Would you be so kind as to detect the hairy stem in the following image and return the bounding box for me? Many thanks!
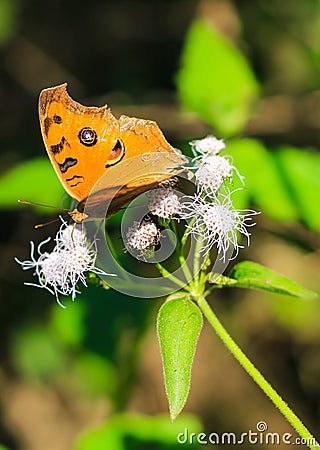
[197,295,319,449]
[155,262,191,291]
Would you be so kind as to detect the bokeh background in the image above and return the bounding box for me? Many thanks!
[1,0,320,449]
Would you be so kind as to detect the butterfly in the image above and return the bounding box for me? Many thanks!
[38,83,185,222]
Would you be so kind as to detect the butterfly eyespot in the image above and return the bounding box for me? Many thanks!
[105,139,125,167]
[78,127,97,146]
[39,84,181,221]
[53,114,62,124]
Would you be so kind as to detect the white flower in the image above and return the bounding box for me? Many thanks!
[55,221,87,249]
[179,193,259,261]
[190,135,226,159]
[125,220,160,251]
[188,135,245,196]
[148,189,181,219]
[195,155,245,195]
[15,220,112,307]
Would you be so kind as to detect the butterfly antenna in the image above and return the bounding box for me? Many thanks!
[18,199,69,211]
[34,218,61,229]
[18,200,71,228]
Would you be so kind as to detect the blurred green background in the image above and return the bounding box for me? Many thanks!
[1,0,320,449]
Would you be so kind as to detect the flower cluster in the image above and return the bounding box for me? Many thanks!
[15,219,111,307]
[190,136,244,196]
[180,135,259,260]
[148,188,181,219]
[126,220,160,252]
[16,135,258,301]
[125,185,181,256]
[124,135,258,261]
[190,135,226,158]
[180,193,258,260]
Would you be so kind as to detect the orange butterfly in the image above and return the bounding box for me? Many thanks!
[38,83,185,222]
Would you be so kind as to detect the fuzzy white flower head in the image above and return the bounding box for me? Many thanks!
[125,220,160,251]
[15,220,112,307]
[195,155,245,195]
[180,193,259,261]
[55,221,87,249]
[190,135,226,159]
[38,250,66,288]
[148,189,181,219]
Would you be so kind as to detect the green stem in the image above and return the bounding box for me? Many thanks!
[181,216,196,248]
[104,230,132,283]
[193,240,201,279]
[197,295,319,450]
[169,220,180,250]
[155,262,191,291]
[167,221,194,283]
[193,235,205,290]
[179,253,194,284]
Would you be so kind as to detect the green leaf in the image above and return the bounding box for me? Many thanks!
[177,19,260,136]
[157,294,203,421]
[0,157,65,212]
[276,146,320,230]
[71,352,116,398]
[0,0,18,46]
[270,294,320,336]
[210,261,317,300]
[209,274,238,287]
[49,301,86,347]
[11,325,65,382]
[227,138,299,222]
[76,413,202,450]
[227,139,320,229]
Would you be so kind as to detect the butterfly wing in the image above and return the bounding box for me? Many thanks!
[39,83,121,202]
[39,83,186,222]
[119,115,176,155]
[72,152,185,221]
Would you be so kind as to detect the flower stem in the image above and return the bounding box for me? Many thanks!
[104,229,132,283]
[193,232,206,290]
[181,216,196,248]
[168,221,194,283]
[197,295,319,449]
[193,239,202,286]
[155,262,191,291]
[178,254,194,284]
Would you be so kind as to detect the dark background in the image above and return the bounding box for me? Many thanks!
[1,1,320,449]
